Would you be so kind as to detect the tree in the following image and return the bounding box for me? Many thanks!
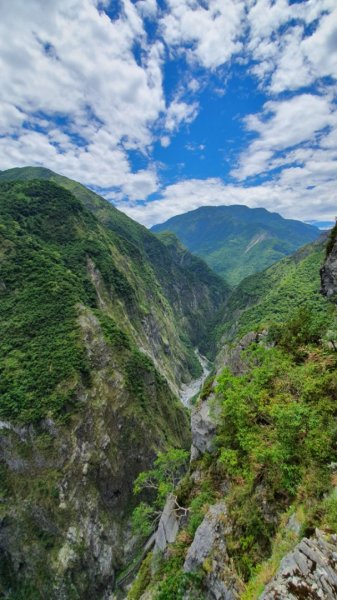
[132,448,189,537]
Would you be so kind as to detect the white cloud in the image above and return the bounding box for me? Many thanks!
[233,94,335,179]
[1,0,336,227]
[165,99,199,132]
[136,0,157,19]
[161,0,245,69]
[247,0,337,93]
[160,136,171,147]
[119,173,337,227]
[0,0,164,197]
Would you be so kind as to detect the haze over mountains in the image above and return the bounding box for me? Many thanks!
[152,205,321,286]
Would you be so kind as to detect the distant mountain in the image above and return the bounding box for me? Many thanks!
[151,205,321,286]
[306,219,335,230]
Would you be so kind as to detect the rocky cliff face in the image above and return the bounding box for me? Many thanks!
[0,174,230,598]
[130,305,337,599]
[259,530,337,600]
[321,223,337,298]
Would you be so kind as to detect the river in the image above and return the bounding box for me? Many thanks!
[179,351,211,407]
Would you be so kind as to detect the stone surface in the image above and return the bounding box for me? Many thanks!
[190,400,217,460]
[184,502,242,600]
[154,494,180,553]
[260,529,337,599]
[190,331,268,462]
[321,232,337,298]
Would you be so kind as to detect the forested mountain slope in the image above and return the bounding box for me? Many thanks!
[152,205,320,286]
[128,228,337,600]
[0,167,230,358]
[218,234,329,342]
[0,174,228,598]
[1,166,336,600]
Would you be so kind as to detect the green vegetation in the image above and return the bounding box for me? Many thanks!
[0,180,94,422]
[132,304,337,598]
[218,236,330,341]
[0,166,230,358]
[1,166,336,599]
[132,448,189,536]
[152,205,320,286]
[0,173,228,422]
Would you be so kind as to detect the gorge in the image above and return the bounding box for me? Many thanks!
[0,168,337,600]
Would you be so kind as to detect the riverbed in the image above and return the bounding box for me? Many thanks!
[179,351,211,407]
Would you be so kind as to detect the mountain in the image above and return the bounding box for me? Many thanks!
[129,228,337,600]
[1,167,336,600]
[151,205,320,286]
[217,233,329,343]
[0,169,229,597]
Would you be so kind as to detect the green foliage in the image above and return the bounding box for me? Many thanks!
[270,305,330,354]
[219,237,329,342]
[0,181,96,422]
[152,205,320,286]
[155,570,203,600]
[132,449,189,535]
[127,552,153,600]
[322,493,337,530]
[134,449,189,501]
[131,503,158,538]
[214,311,337,578]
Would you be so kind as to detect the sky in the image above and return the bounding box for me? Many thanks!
[0,0,337,227]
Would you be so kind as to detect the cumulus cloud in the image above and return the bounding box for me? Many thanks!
[120,174,337,227]
[233,94,336,179]
[0,0,164,197]
[164,99,199,132]
[1,0,336,225]
[247,0,337,92]
[161,0,245,69]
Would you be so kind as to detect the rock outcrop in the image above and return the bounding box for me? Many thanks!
[190,400,217,461]
[260,529,337,599]
[321,225,337,298]
[190,332,267,461]
[184,503,242,600]
[153,494,180,554]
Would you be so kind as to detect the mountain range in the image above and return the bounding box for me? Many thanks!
[0,167,228,596]
[0,166,336,600]
[152,205,320,286]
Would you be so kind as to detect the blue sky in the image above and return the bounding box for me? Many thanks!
[0,0,336,226]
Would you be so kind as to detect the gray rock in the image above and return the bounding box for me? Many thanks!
[286,513,301,536]
[190,400,217,460]
[154,494,180,553]
[321,234,337,298]
[184,503,228,573]
[259,529,337,599]
[184,502,242,600]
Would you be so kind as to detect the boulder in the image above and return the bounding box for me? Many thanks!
[260,529,337,599]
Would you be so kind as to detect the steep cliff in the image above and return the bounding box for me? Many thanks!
[0,175,228,598]
[321,221,337,298]
[129,230,337,600]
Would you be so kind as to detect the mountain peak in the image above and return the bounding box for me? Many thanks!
[151,205,320,286]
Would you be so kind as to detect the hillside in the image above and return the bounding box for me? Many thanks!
[0,173,228,598]
[0,168,229,357]
[1,168,337,600]
[218,234,330,342]
[151,205,320,286]
[128,228,337,600]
